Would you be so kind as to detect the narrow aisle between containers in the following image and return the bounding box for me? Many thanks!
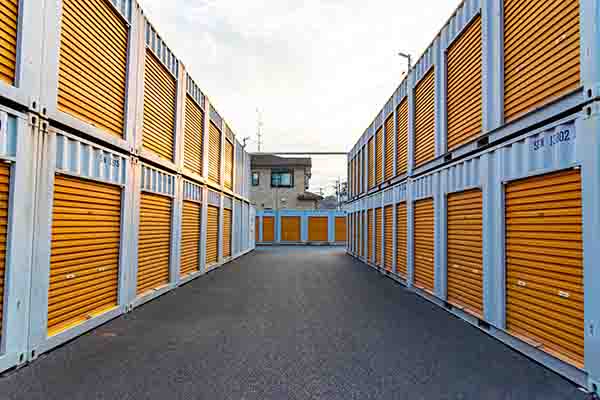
[0,247,585,400]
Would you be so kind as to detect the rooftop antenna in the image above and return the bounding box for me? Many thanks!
[242,136,251,148]
[256,108,263,152]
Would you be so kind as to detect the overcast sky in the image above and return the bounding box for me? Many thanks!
[138,0,460,195]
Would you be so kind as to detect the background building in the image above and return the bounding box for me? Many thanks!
[250,154,323,210]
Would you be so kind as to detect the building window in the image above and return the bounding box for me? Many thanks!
[252,172,260,186]
[271,169,293,188]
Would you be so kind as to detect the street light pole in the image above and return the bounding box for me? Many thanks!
[398,51,412,73]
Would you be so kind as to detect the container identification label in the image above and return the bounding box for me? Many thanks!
[531,124,576,152]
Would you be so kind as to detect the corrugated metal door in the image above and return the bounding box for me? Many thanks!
[206,205,219,265]
[384,205,393,271]
[180,200,201,278]
[414,199,434,292]
[367,209,373,261]
[375,128,382,185]
[223,207,232,258]
[57,0,128,137]
[143,50,176,161]
[308,216,328,242]
[137,192,172,295]
[447,189,483,317]
[208,123,221,184]
[504,0,580,122]
[335,216,346,243]
[447,16,481,151]
[255,216,259,242]
[396,99,409,176]
[281,216,301,242]
[414,69,435,168]
[262,216,275,242]
[224,139,234,190]
[358,211,363,257]
[0,0,18,85]
[48,175,121,336]
[184,96,203,175]
[367,138,374,189]
[0,165,8,337]
[505,169,583,368]
[375,208,382,266]
[384,116,394,181]
[396,203,407,278]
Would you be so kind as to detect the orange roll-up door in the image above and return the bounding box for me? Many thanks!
[223,207,232,258]
[447,189,483,317]
[396,202,407,278]
[262,216,275,242]
[0,0,18,85]
[447,16,482,150]
[57,0,127,137]
[224,139,234,190]
[384,116,394,181]
[255,216,259,242]
[143,50,176,161]
[281,216,301,242]
[396,99,409,176]
[206,205,219,265]
[414,69,435,167]
[367,209,373,261]
[505,169,583,368]
[503,0,580,122]
[414,199,434,292]
[180,200,201,278]
[137,192,172,295]
[367,138,374,189]
[184,96,204,175]
[375,128,382,185]
[384,205,393,271]
[0,165,8,338]
[375,208,382,266]
[48,175,121,336]
[358,211,364,257]
[335,216,346,242]
[208,122,221,184]
[308,216,328,242]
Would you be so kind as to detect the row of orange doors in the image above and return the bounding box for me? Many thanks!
[255,216,346,243]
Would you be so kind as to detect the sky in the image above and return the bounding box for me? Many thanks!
[138,0,461,196]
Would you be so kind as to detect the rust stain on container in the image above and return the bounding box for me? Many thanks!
[143,50,176,161]
[57,0,128,137]
[48,175,121,336]
[505,169,583,368]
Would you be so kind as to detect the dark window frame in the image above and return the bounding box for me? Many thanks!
[271,169,294,188]
[252,171,260,186]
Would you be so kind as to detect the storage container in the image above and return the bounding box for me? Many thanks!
[208,105,222,186]
[205,189,220,268]
[222,195,232,259]
[182,75,205,179]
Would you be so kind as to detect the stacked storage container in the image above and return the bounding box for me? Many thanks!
[345,0,600,391]
[0,0,256,375]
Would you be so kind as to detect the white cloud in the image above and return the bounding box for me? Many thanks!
[138,0,460,195]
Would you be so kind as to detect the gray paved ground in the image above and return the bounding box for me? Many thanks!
[0,246,587,399]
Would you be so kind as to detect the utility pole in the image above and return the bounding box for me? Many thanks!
[256,108,263,152]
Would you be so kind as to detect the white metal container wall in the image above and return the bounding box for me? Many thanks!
[28,127,134,362]
[346,110,600,389]
[0,0,46,111]
[348,0,600,186]
[0,107,37,373]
